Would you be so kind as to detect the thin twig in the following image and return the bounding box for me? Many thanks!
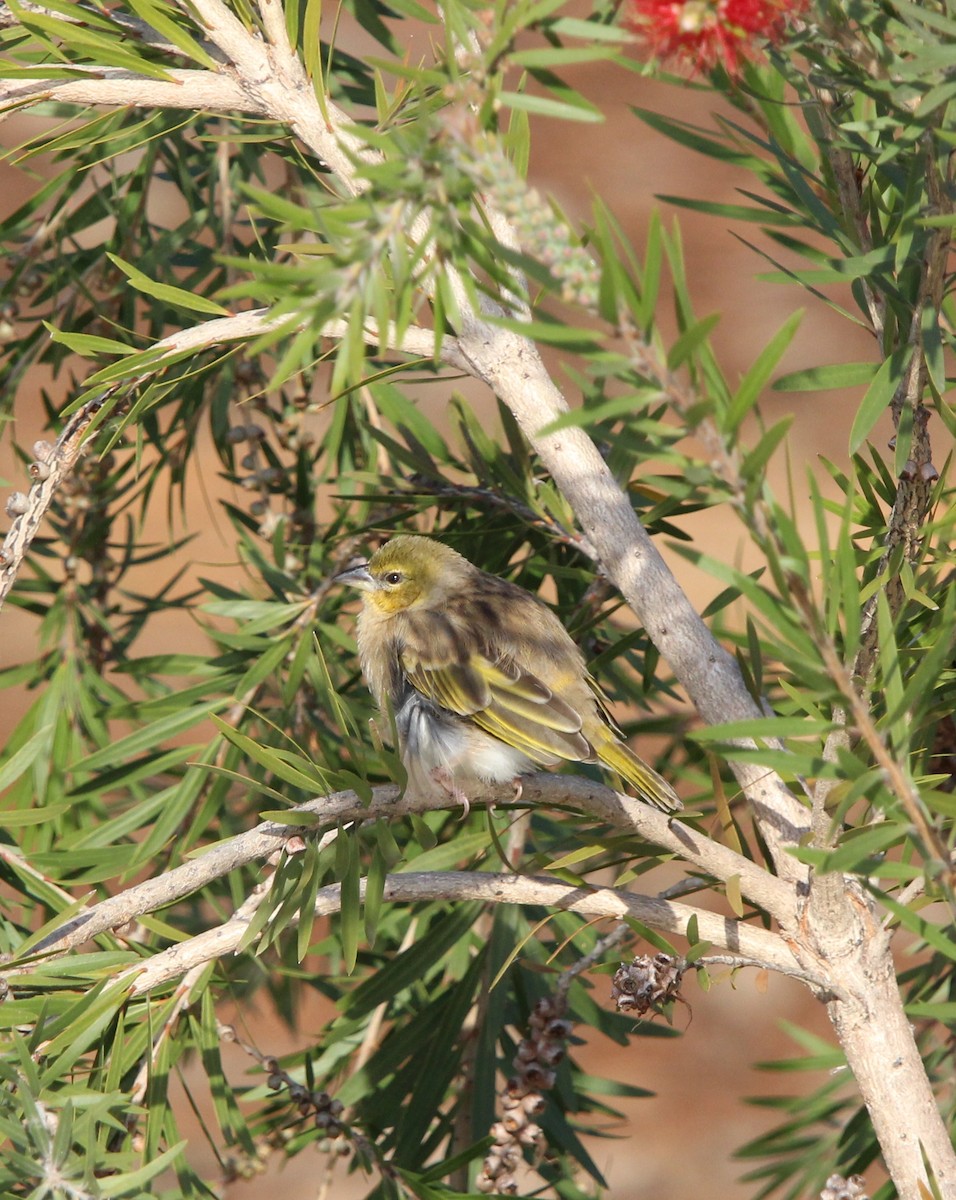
[693,953,842,994]
[555,921,631,998]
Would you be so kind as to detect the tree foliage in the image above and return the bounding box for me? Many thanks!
[0,0,954,1198]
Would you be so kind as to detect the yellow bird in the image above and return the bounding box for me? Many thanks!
[334,535,680,813]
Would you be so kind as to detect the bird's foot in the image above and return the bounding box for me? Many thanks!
[430,767,472,820]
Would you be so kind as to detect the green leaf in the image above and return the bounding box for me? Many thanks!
[774,362,876,392]
[210,717,329,794]
[43,327,138,358]
[667,313,721,370]
[364,846,387,948]
[741,414,794,480]
[123,0,218,68]
[338,828,361,974]
[498,90,603,122]
[872,889,956,961]
[98,1141,189,1197]
[632,107,757,165]
[691,717,835,741]
[848,354,899,453]
[9,6,177,78]
[550,16,633,41]
[0,723,54,794]
[106,253,231,316]
[796,825,906,875]
[75,702,227,772]
[510,46,618,69]
[726,874,744,918]
[340,905,481,1017]
[724,311,802,431]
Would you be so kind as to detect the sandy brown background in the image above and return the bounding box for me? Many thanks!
[0,20,886,1200]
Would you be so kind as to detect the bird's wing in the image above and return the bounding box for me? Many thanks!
[399,624,592,766]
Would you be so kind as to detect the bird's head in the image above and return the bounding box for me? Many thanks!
[334,535,471,615]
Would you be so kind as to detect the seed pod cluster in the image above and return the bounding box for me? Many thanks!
[820,1173,868,1200]
[263,1055,348,1149]
[476,996,572,1195]
[611,952,684,1016]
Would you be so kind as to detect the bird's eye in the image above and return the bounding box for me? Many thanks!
[383,571,403,586]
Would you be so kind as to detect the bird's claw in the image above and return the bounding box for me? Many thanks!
[430,767,472,820]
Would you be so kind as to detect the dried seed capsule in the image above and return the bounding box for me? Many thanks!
[518,1122,543,1146]
[501,1110,527,1134]
[521,1064,556,1090]
[545,1018,572,1039]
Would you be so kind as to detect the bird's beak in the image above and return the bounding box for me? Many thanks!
[332,560,375,591]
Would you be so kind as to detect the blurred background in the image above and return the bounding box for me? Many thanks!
[0,18,883,1199]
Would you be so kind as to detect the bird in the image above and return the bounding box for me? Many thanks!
[334,534,681,813]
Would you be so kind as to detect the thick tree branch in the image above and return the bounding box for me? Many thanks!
[1,392,113,611]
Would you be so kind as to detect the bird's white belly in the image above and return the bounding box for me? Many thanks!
[451,734,533,782]
[396,693,536,791]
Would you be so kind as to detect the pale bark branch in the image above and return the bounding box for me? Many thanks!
[0,68,253,113]
[123,869,807,996]
[0,392,113,611]
[695,954,829,989]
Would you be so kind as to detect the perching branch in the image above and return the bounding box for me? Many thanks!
[19,773,795,964]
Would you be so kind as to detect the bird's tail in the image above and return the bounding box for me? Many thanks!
[597,738,681,812]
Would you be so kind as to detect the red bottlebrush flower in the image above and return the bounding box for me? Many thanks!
[624,0,803,75]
